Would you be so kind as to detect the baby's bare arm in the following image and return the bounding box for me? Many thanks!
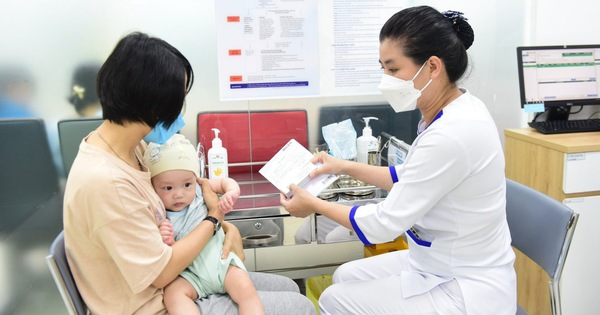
[207,177,240,213]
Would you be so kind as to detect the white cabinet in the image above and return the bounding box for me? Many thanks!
[561,196,600,315]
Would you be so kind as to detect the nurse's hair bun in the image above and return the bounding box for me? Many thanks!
[442,10,474,50]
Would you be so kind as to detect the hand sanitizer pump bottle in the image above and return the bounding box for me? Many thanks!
[356,117,379,165]
[208,128,228,179]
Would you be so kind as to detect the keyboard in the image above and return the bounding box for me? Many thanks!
[529,119,600,134]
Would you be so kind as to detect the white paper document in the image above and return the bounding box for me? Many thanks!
[259,139,338,197]
[215,0,319,100]
[215,0,407,100]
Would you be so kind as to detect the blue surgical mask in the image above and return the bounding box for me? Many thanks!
[144,114,186,144]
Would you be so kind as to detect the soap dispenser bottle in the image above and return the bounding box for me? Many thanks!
[207,128,228,179]
[356,117,379,165]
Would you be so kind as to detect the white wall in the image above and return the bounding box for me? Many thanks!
[530,0,600,121]
[420,0,529,141]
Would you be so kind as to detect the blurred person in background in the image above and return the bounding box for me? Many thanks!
[67,62,102,118]
[0,65,36,118]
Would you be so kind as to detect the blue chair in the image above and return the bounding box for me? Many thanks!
[0,118,60,234]
[46,231,88,315]
[0,118,63,312]
[506,179,578,315]
[57,118,102,176]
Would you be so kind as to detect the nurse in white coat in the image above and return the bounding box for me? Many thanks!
[280,6,516,315]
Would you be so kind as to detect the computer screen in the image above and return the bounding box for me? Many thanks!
[516,44,600,120]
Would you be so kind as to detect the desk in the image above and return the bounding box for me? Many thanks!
[505,128,600,315]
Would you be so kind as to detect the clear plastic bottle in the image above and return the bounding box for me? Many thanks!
[356,117,379,165]
[197,142,206,178]
[207,128,228,179]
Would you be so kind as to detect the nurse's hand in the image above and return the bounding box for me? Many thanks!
[309,152,348,179]
[221,221,245,261]
[280,184,319,218]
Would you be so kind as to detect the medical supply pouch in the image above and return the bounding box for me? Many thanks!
[322,119,357,160]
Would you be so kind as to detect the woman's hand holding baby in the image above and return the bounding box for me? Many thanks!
[198,178,224,221]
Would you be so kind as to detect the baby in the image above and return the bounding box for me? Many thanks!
[143,134,264,315]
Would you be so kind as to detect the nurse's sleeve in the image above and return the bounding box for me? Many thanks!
[349,130,470,244]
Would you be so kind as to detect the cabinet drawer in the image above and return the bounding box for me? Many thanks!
[253,241,363,272]
[563,151,600,193]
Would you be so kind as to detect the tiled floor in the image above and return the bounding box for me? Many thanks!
[1,192,66,315]
[1,232,68,315]
[9,273,67,315]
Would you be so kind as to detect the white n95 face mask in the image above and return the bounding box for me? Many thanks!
[378,61,432,113]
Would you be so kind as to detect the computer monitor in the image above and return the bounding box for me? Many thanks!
[516,44,600,121]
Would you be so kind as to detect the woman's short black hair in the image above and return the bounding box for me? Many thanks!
[97,32,194,128]
[379,6,475,83]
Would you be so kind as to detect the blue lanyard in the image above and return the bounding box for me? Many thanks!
[417,110,444,135]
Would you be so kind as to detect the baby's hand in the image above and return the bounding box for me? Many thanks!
[159,219,175,246]
[218,190,239,214]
